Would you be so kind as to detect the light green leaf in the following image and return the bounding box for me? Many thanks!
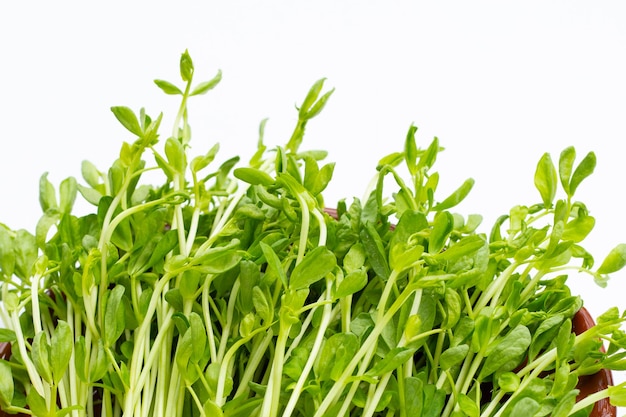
[154,79,182,95]
[534,152,557,207]
[569,151,596,196]
[190,70,222,96]
[597,243,626,274]
[111,106,143,137]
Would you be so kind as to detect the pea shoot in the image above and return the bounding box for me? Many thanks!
[0,50,625,417]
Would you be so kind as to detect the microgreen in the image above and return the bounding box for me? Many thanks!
[0,50,625,417]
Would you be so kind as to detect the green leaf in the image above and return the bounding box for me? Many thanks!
[562,215,595,242]
[597,243,626,274]
[479,325,531,380]
[104,285,126,347]
[439,344,469,370]
[179,49,194,82]
[50,320,73,384]
[366,346,417,377]
[534,152,557,207]
[558,146,576,195]
[360,222,390,280]
[234,167,275,186]
[335,268,367,298]
[429,211,454,254]
[39,172,58,213]
[190,143,219,173]
[497,372,520,393]
[404,124,418,176]
[0,360,13,409]
[299,78,326,118]
[111,106,143,137]
[164,137,186,174]
[59,176,77,214]
[0,329,15,343]
[289,246,336,290]
[457,393,480,417]
[433,178,474,211]
[154,79,182,95]
[252,286,272,323]
[27,388,49,417]
[315,333,359,381]
[417,137,439,171]
[609,382,626,406]
[259,241,288,288]
[190,70,222,96]
[32,332,53,384]
[569,151,596,196]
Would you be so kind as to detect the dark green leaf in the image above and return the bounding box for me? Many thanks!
[479,325,531,379]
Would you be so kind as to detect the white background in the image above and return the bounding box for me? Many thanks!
[1,0,626,412]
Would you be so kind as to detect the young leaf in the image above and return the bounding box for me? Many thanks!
[429,211,454,254]
[111,106,143,137]
[234,167,275,186]
[179,49,194,82]
[432,178,474,211]
[32,332,53,384]
[50,320,73,384]
[569,151,596,196]
[190,70,222,96]
[59,176,77,214]
[534,152,557,207]
[404,124,418,176]
[597,243,626,274]
[558,146,576,195]
[39,172,58,213]
[154,79,183,95]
